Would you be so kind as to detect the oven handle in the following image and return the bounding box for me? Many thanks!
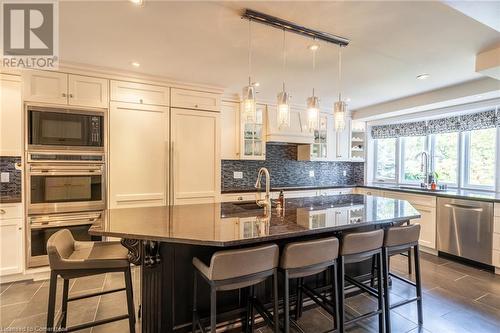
[30,218,100,229]
[30,212,102,228]
[29,165,103,175]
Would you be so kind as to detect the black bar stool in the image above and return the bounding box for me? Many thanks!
[46,229,136,333]
[381,224,423,333]
[337,229,385,333]
[280,237,340,333]
[192,244,279,333]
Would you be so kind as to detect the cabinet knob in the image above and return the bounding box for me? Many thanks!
[0,209,5,214]
[195,104,199,108]
[238,196,243,201]
[62,93,67,97]
[140,99,143,104]
[69,93,74,98]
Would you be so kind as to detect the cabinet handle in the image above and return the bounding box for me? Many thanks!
[0,209,5,214]
[140,99,143,104]
[69,93,74,98]
[62,93,67,97]
[238,196,243,201]
[195,104,199,108]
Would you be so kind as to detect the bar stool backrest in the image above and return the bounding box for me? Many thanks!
[384,224,421,247]
[209,244,279,281]
[47,229,76,270]
[341,229,384,256]
[281,237,339,269]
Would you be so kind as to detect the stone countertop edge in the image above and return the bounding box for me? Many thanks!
[221,184,358,194]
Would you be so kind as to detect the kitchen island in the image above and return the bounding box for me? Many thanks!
[90,194,420,333]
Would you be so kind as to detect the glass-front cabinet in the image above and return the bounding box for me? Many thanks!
[241,104,266,160]
[311,114,329,159]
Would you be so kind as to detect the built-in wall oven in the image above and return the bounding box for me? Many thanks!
[27,211,103,267]
[27,152,106,215]
[27,105,104,151]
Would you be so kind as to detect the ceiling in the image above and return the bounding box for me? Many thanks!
[59,1,500,111]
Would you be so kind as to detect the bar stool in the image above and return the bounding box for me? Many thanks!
[46,229,136,333]
[280,237,340,333]
[192,244,279,333]
[337,229,385,333]
[381,224,423,333]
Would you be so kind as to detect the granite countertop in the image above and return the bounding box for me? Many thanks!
[0,194,22,204]
[222,184,358,193]
[90,194,420,246]
[361,183,500,203]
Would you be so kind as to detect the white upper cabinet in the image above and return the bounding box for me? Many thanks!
[24,70,109,108]
[220,100,240,160]
[298,113,333,161]
[170,108,220,205]
[333,115,351,161]
[23,70,68,104]
[109,102,169,208]
[68,75,109,108]
[171,88,221,112]
[1,74,23,155]
[110,80,170,106]
[241,104,266,160]
[266,106,314,144]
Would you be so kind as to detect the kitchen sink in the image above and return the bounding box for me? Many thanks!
[398,186,446,192]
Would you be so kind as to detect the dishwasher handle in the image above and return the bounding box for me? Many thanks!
[444,203,483,212]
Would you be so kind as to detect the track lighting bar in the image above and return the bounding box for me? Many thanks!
[242,9,350,47]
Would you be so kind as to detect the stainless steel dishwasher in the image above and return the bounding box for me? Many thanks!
[437,197,493,265]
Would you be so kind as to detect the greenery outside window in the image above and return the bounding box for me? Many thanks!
[400,136,427,183]
[374,138,397,181]
[463,128,496,189]
[431,132,459,185]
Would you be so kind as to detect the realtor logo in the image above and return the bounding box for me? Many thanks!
[1,0,58,69]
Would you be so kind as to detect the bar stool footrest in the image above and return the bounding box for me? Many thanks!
[57,314,130,332]
[67,287,126,302]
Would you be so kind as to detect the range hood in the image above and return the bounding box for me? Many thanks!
[266,106,314,144]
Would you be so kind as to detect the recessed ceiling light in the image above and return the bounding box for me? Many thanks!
[345,97,351,102]
[308,44,320,51]
[129,0,144,6]
[131,61,140,67]
[252,82,260,87]
[416,73,430,80]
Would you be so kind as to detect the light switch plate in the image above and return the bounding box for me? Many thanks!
[233,171,243,179]
[1,172,9,183]
[309,170,315,178]
[343,170,347,176]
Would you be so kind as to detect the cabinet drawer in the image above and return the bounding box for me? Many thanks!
[320,188,353,196]
[382,191,436,207]
[285,190,319,198]
[110,80,169,106]
[220,193,259,203]
[171,88,221,112]
[355,188,382,196]
[0,203,23,220]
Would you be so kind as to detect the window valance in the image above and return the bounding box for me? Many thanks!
[371,110,497,139]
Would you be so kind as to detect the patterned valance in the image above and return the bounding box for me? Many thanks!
[371,110,497,139]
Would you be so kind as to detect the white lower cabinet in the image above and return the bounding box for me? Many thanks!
[109,102,169,208]
[170,108,220,205]
[0,203,24,277]
[493,204,500,273]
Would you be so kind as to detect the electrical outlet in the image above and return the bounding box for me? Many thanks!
[309,170,315,178]
[343,170,347,177]
[1,172,9,183]
[233,171,243,179]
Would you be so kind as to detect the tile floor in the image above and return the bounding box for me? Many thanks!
[1,253,499,332]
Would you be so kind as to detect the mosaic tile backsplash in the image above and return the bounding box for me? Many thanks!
[222,144,364,191]
[0,156,22,202]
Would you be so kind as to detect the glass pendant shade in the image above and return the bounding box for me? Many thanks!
[277,90,290,129]
[307,95,320,132]
[334,100,347,131]
[242,83,256,122]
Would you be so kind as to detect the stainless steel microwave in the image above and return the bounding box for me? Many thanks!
[27,106,104,151]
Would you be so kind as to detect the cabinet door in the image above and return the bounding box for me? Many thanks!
[171,88,221,112]
[109,102,168,208]
[110,80,170,106]
[171,108,220,205]
[333,117,351,160]
[0,218,23,276]
[0,74,23,155]
[220,101,240,160]
[412,204,437,249]
[241,104,266,160]
[68,75,109,108]
[23,70,68,104]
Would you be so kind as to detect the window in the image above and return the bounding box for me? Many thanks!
[432,132,459,185]
[464,128,496,188]
[375,138,397,181]
[401,136,426,183]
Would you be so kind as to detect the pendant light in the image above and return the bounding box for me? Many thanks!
[334,45,348,131]
[242,19,256,122]
[307,43,320,132]
[277,28,290,129]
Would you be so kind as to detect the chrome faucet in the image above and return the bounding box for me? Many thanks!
[255,167,271,212]
[416,151,430,188]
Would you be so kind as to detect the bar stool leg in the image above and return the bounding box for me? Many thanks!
[125,266,136,333]
[249,286,255,333]
[376,253,386,333]
[46,270,58,331]
[336,257,345,333]
[61,278,69,328]
[273,270,279,333]
[370,254,377,288]
[407,249,413,274]
[295,278,303,320]
[331,263,339,331]
[210,286,217,333]
[414,245,423,325]
[192,272,198,333]
[382,248,391,333]
[283,270,290,333]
